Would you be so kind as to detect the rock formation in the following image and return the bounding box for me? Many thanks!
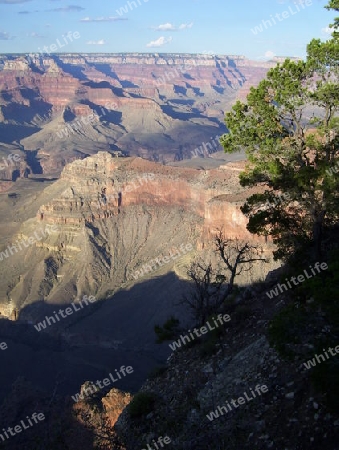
[0,53,278,173]
[0,152,278,314]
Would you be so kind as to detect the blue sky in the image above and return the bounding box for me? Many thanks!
[0,0,335,59]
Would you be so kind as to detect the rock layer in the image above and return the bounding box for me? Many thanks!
[0,53,279,170]
[0,152,277,315]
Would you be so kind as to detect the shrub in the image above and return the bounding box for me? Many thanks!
[128,392,157,419]
[154,316,180,343]
[268,303,308,359]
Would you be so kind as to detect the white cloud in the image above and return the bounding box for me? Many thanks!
[265,50,276,58]
[81,16,126,22]
[253,50,276,61]
[151,22,193,31]
[146,36,172,48]
[86,39,106,45]
[48,5,84,12]
[153,22,175,31]
[178,22,193,30]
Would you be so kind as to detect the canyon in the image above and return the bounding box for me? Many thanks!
[0,152,275,314]
[0,0,337,443]
[0,54,281,441]
[0,52,280,319]
[0,150,278,406]
[0,52,277,186]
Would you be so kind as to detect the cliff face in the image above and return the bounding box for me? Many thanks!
[0,152,277,314]
[36,153,263,239]
[0,53,277,174]
[0,145,27,191]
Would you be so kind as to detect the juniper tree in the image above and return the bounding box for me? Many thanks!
[221,1,339,262]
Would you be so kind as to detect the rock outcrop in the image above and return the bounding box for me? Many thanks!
[101,388,132,428]
[0,152,278,313]
[36,153,266,246]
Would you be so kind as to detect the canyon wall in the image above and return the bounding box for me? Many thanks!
[0,153,277,317]
[0,53,278,174]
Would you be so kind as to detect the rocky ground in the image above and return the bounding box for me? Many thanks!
[1,269,338,449]
[109,273,339,450]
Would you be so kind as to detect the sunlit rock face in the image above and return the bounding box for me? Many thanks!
[0,53,276,171]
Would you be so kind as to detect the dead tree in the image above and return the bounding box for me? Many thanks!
[180,260,225,326]
[181,230,267,325]
[214,229,268,300]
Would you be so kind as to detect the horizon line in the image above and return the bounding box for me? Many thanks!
[0,52,302,60]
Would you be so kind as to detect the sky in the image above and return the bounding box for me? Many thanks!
[0,0,335,59]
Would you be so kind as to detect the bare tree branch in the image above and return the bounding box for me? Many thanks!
[181,229,268,324]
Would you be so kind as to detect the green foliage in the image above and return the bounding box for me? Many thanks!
[325,0,339,37]
[222,10,339,262]
[128,392,157,419]
[269,246,339,411]
[302,251,339,413]
[268,303,309,359]
[299,250,339,329]
[154,316,180,343]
